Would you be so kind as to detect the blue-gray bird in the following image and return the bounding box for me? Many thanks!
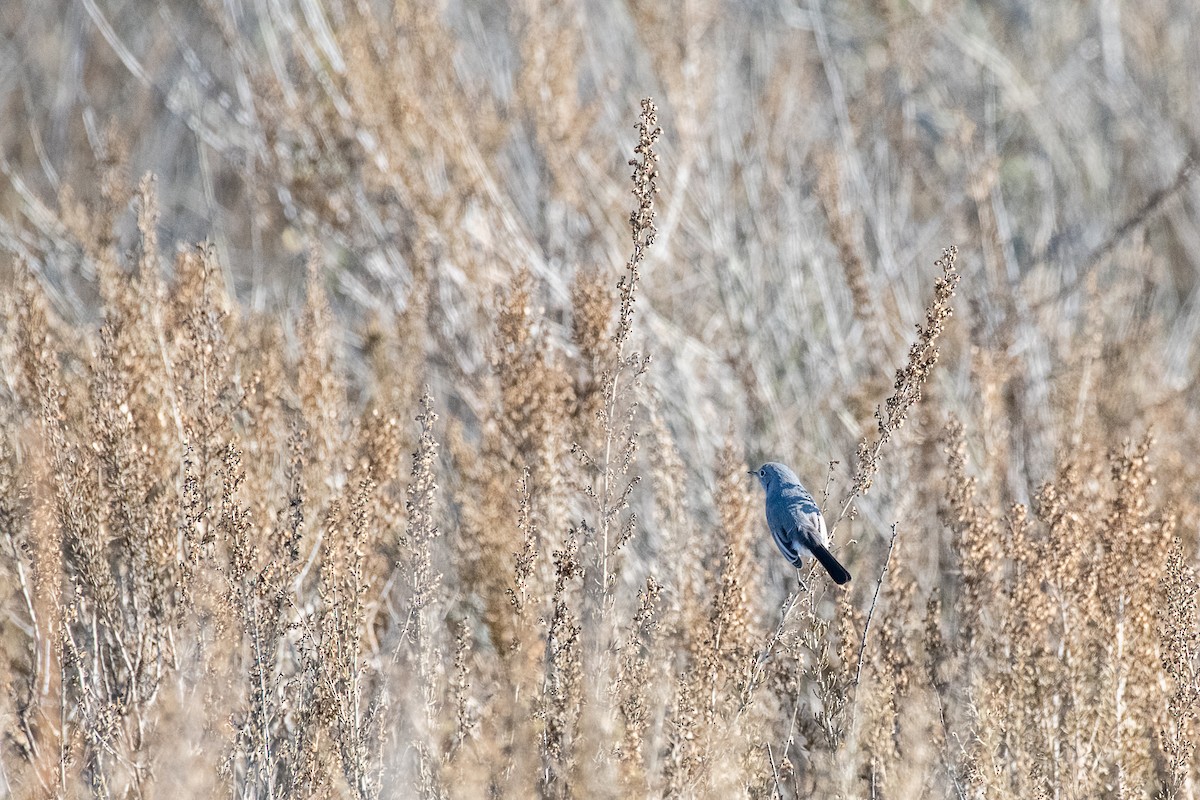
[750,463,851,585]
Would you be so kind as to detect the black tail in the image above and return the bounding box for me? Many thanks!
[810,543,852,585]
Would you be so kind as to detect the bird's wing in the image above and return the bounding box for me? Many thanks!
[767,499,822,565]
[765,500,795,557]
[769,523,802,566]
[776,487,830,546]
[790,510,826,551]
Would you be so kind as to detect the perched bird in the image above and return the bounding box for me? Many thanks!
[750,462,851,585]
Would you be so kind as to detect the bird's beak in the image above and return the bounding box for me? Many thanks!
[746,470,755,476]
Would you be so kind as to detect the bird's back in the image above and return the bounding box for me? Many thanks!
[766,482,829,546]
[775,483,820,512]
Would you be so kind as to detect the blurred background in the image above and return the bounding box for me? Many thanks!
[2,0,1200,796]
[3,0,1198,494]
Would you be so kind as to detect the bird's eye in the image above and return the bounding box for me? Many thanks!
[759,469,765,477]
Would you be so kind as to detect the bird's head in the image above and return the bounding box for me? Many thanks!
[748,462,802,493]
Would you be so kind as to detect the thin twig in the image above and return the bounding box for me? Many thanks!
[1085,153,1195,269]
[821,460,838,506]
[852,523,899,689]
[1036,151,1196,309]
[931,674,968,800]
[738,589,803,715]
[765,743,784,800]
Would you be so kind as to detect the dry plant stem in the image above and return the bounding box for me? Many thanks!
[821,461,838,507]
[406,392,443,800]
[765,742,784,799]
[830,246,961,536]
[739,582,806,715]
[931,680,968,800]
[575,97,659,609]
[852,523,899,690]
[1160,539,1200,794]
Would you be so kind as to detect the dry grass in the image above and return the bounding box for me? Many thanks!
[3,1,1200,797]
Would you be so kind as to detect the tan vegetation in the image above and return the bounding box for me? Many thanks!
[2,1,1200,797]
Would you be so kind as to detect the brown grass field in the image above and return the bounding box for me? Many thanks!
[2,1,1200,797]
